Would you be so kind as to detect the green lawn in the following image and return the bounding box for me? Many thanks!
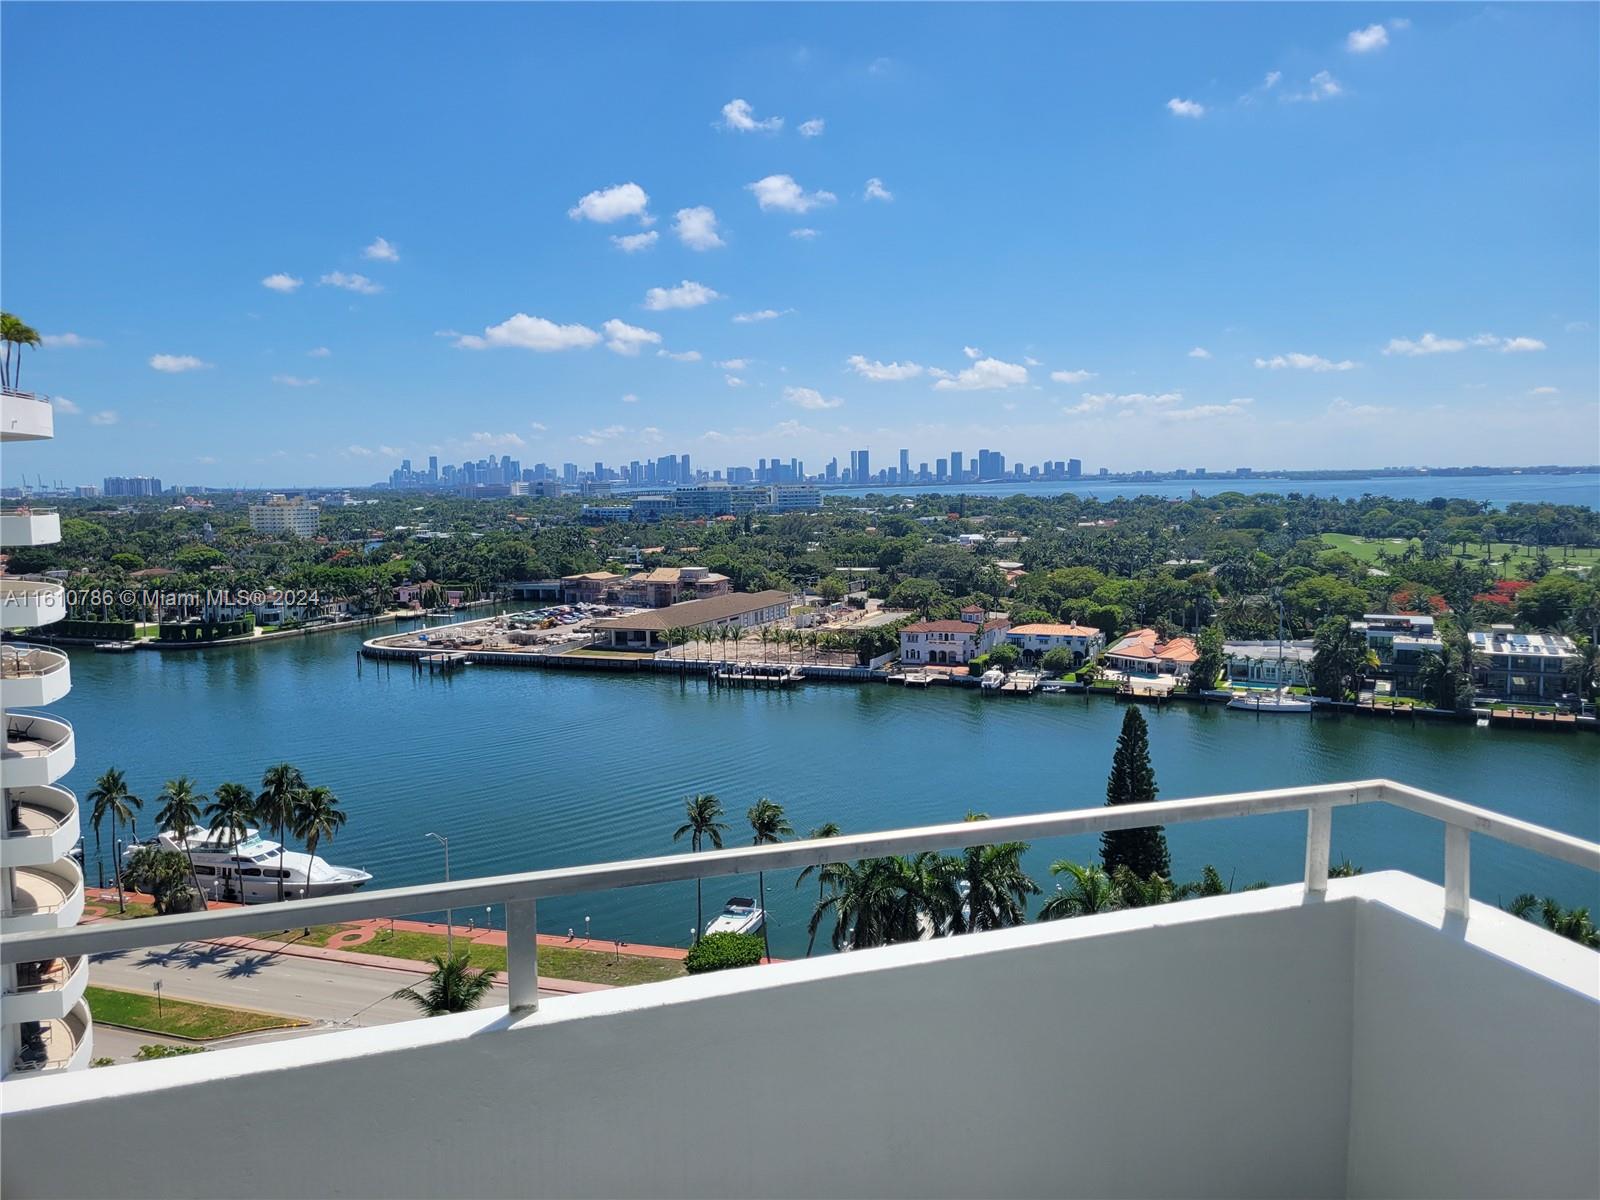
[85,985,304,1040]
[1319,533,1599,579]
[93,900,158,920]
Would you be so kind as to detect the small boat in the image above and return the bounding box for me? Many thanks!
[1228,689,1312,714]
[94,641,139,653]
[979,668,1006,690]
[705,896,764,936]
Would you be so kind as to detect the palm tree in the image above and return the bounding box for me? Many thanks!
[255,763,306,903]
[1,312,42,393]
[1037,861,1120,921]
[807,856,930,951]
[672,794,728,938]
[795,822,843,956]
[950,814,1039,933]
[391,951,499,1015]
[155,776,209,908]
[204,782,255,902]
[86,768,143,913]
[747,797,794,961]
[1507,894,1600,949]
[291,786,347,899]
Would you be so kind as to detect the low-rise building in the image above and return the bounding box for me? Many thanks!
[1468,626,1582,701]
[559,571,627,605]
[1223,640,1315,689]
[768,484,822,513]
[1105,628,1200,678]
[1353,614,1443,694]
[618,566,732,609]
[1006,623,1105,665]
[581,505,633,523]
[589,590,793,650]
[248,495,319,537]
[899,609,1012,666]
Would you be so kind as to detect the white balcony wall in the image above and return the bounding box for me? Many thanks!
[0,510,61,547]
[0,785,81,868]
[0,645,72,708]
[0,580,66,630]
[2,955,88,1024]
[0,393,53,442]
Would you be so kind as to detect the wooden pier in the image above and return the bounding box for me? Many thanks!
[418,651,469,674]
[711,662,802,689]
[1489,707,1578,732]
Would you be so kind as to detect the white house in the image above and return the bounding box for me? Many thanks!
[1005,623,1105,665]
[899,609,1011,666]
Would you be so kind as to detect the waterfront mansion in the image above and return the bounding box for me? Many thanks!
[899,607,1011,666]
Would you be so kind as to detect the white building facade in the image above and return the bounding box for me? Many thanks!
[247,495,320,537]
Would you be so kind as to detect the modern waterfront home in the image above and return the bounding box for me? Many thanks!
[1468,626,1582,702]
[588,590,793,651]
[1352,613,1443,696]
[1,780,1595,1198]
[898,609,1011,666]
[1104,628,1199,679]
[1,388,93,1080]
[1005,622,1106,665]
[1223,639,1316,689]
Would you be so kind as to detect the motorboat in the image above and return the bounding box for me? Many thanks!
[979,668,1006,690]
[705,895,764,936]
[123,825,372,903]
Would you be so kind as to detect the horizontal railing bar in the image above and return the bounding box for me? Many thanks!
[3,779,1593,965]
[1383,781,1600,872]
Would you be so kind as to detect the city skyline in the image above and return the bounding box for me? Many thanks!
[4,4,1597,488]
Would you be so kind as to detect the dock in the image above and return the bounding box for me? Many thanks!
[1489,707,1578,732]
[986,672,1041,696]
[898,670,934,688]
[712,662,802,688]
[418,651,469,674]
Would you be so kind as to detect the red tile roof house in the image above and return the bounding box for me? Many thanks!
[1104,628,1201,678]
[899,609,1012,667]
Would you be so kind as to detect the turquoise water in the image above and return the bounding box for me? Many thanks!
[51,624,1600,957]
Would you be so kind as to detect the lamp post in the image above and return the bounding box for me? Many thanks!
[425,832,452,958]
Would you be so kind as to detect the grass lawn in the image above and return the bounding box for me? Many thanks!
[93,900,159,920]
[85,985,305,1039]
[1319,533,1600,579]
[559,646,658,660]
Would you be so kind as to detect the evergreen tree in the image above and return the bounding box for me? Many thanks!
[1100,707,1169,879]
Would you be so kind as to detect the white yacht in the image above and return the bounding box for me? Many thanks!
[1227,689,1313,714]
[123,825,372,903]
[705,896,764,936]
[979,668,1006,690]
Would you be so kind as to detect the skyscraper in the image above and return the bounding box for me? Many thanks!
[950,451,963,482]
[899,448,910,484]
[856,449,870,483]
[1067,458,1082,479]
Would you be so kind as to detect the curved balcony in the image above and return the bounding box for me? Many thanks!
[2,858,85,931]
[0,578,66,630]
[0,391,54,442]
[7,999,92,1078]
[0,643,71,708]
[0,507,60,549]
[1,784,80,868]
[3,713,75,787]
[3,953,88,1024]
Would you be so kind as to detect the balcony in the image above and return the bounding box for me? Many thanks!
[0,577,66,629]
[0,507,60,549]
[2,952,88,1024]
[0,643,72,708]
[1,785,80,869]
[2,713,75,787]
[0,390,53,442]
[0,781,1595,1199]
[6,1000,91,1078]
[2,859,85,932]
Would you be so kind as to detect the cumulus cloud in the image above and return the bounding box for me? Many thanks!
[645,280,721,310]
[720,98,783,132]
[602,318,662,356]
[51,396,81,414]
[89,410,119,425]
[1325,397,1391,420]
[469,431,526,448]
[40,332,100,348]
[716,358,749,370]
[1529,386,1559,395]
[789,228,820,240]
[725,375,747,388]
[149,354,209,372]
[1287,71,1342,103]
[864,177,893,202]
[962,346,983,360]
[733,308,791,323]
[1050,369,1095,384]
[848,355,924,382]
[320,271,382,295]
[261,273,302,293]
[657,349,702,362]
[568,182,653,224]
[1167,97,1205,118]
[574,424,629,446]
[673,206,725,250]
[362,236,400,262]
[785,385,843,410]
[799,118,825,137]
[454,313,600,352]
[1346,23,1389,53]
[747,174,837,214]
[1254,352,1357,372]
[307,346,332,358]
[1163,399,1253,421]
[932,357,1029,392]
[1499,336,1546,353]
[620,394,638,404]
[611,231,659,253]
[272,374,319,387]
[1384,332,1464,356]
[1188,346,1212,359]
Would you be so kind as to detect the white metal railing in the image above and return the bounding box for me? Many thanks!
[3,713,74,753]
[0,644,69,678]
[1,780,1596,1015]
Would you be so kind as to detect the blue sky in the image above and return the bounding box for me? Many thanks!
[3,3,1597,487]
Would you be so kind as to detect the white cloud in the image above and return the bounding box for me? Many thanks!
[1188,346,1212,359]
[197,455,218,465]
[272,374,319,387]
[1529,386,1560,395]
[149,353,209,373]
[725,375,747,388]
[1254,352,1358,372]
[864,177,893,202]
[345,445,376,457]
[1346,24,1389,53]
[1066,390,1187,416]
[962,345,983,360]
[1167,97,1206,119]
[567,182,653,224]
[747,174,837,214]
[720,98,783,132]
[620,394,638,404]
[1389,17,1411,30]
[799,118,825,138]
[1023,356,1042,367]
[89,410,119,425]
[657,349,702,362]
[307,346,332,358]
[40,332,100,348]
[51,396,81,414]
[848,355,924,382]
[717,358,749,370]
[733,308,791,323]
[786,385,843,410]
[673,206,725,250]
[932,357,1030,392]
[1287,71,1342,103]
[1050,369,1095,384]
[362,236,399,262]
[320,271,382,295]
[469,431,526,448]
[602,318,662,356]
[1162,399,1253,422]
[1325,397,1391,421]
[645,280,721,310]
[1384,332,1465,356]
[574,424,629,446]
[611,231,659,253]
[1264,71,1282,89]
[789,228,820,240]
[261,273,303,293]
[454,313,600,352]
[530,422,548,431]
[1499,336,1546,353]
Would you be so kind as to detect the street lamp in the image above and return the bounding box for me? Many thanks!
[425,832,452,958]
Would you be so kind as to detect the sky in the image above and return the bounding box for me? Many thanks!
[3,2,1597,488]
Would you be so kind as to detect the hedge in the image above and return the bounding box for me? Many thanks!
[684,931,765,975]
[56,619,137,640]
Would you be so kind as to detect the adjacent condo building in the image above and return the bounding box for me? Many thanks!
[247,494,321,537]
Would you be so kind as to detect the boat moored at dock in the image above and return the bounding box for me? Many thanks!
[122,826,372,903]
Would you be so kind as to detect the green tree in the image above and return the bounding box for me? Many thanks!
[1037,861,1121,920]
[391,952,500,1015]
[986,641,1022,671]
[1186,624,1225,694]
[746,797,794,961]
[1100,707,1169,879]
[155,776,209,908]
[204,782,256,902]
[86,767,143,913]
[794,822,842,957]
[949,812,1038,932]
[123,845,198,914]
[1506,895,1599,949]
[1040,646,1076,675]
[807,856,931,951]
[1311,616,1370,700]
[673,793,728,939]
[255,763,306,903]
[291,785,347,897]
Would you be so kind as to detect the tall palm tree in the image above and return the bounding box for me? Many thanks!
[808,856,930,951]
[86,768,143,913]
[795,822,843,956]
[1037,861,1121,921]
[204,782,256,902]
[672,794,728,938]
[291,786,346,899]
[391,951,499,1015]
[950,813,1038,933]
[155,776,209,908]
[255,763,306,903]
[747,797,794,961]
[1,312,42,393]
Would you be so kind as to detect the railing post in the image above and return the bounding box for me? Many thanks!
[505,899,539,1013]
[1304,805,1332,896]
[1444,825,1471,919]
